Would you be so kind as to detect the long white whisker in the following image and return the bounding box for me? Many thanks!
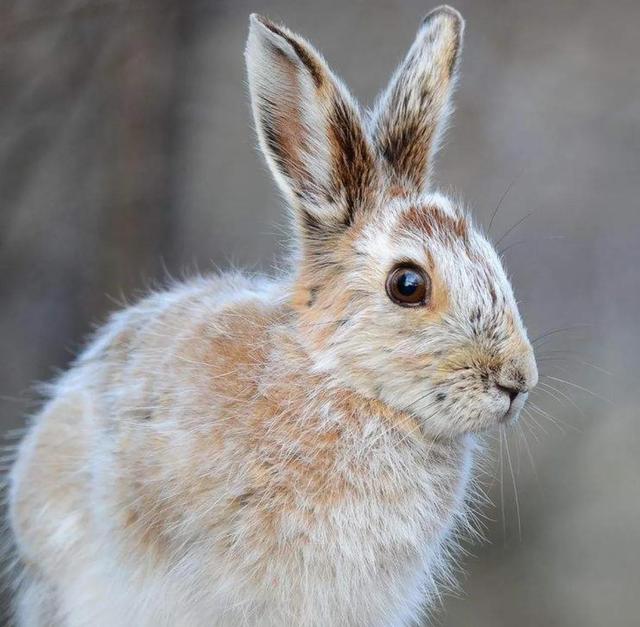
[543,375,612,405]
[503,427,521,542]
[516,421,540,491]
[522,406,548,437]
[499,428,506,546]
[536,381,584,418]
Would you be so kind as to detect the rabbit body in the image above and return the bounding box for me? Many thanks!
[10,275,474,626]
[9,7,538,626]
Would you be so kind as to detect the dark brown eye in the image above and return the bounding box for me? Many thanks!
[385,265,430,307]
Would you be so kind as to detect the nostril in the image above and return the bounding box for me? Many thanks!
[496,384,520,404]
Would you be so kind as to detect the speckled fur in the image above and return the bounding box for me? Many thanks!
[8,7,537,626]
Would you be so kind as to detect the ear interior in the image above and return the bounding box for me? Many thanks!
[246,16,330,203]
[245,15,378,234]
[369,6,464,192]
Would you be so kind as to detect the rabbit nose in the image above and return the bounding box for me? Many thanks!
[494,349,538,408]
[494,359,533,421]
[499,347,538,393]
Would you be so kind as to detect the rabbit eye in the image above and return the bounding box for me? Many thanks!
[386,265,430,307]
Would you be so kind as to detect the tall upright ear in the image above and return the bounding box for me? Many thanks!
[246,15,378,236]
[369,6,464,193]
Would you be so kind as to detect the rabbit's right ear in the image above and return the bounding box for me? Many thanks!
[246,15,378,241]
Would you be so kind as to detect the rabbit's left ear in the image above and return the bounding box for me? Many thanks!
[369,6,464,193]
[246,15,378,236]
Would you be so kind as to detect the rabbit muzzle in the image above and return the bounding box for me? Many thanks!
[494,348,538,423]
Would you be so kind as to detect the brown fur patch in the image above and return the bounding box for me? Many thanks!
[399,204,468,243]
[425,261,450,319]
[257,17,326,89]
[370,9,462,191]
[327,97,378,226]
[388,185,410,198]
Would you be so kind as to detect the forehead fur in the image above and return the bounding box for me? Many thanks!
[353,192,513,315]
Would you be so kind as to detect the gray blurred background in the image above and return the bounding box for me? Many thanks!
[1,0,638,625]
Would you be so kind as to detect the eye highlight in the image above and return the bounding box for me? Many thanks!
[385,264,431,307]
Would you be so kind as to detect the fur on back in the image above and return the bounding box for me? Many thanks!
[8,7,537,627]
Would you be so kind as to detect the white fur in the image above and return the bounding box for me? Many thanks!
[8,8,538,626]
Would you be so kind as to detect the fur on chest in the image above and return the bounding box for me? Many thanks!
[202,394,476,581]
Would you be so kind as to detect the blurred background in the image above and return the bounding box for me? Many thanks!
[1,0,638,625]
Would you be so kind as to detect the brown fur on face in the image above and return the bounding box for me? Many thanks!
[398,204,469,242]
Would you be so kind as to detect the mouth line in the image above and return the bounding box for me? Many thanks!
[498,391,528,424]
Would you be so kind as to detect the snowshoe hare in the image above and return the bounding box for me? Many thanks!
[8,6,538,626]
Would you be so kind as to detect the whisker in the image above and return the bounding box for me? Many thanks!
[522,406,548,437]
[499,235,565,256]
[495,211,533,248]
[531,324,591,345]
[487,167,524,234]
[516,422,541,491]
[521,415,542,443]
[503,426,521,541]
[535,352,612,376]
[536,381,584,417]
[528,401,581,433]
[499,428,506,546]
[498,239,527,256]
[543,375,612,405]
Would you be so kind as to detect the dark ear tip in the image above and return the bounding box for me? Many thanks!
[422,5,465,31]
[249,13,281,36]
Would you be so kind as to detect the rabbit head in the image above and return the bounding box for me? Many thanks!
[246,7,537,436]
